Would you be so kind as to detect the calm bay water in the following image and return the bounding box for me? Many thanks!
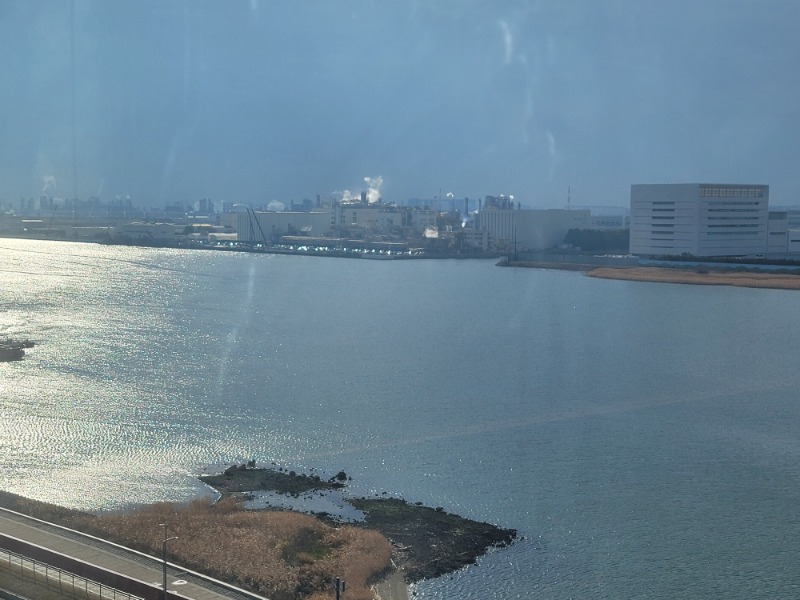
[2,239,800,598]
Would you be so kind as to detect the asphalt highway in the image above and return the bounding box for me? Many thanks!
[0,508,266,600]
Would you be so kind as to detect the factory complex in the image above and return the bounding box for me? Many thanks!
[4,183,800,261]
[0,191,625,257]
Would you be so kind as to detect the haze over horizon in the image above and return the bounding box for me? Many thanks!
[1,1,798,209]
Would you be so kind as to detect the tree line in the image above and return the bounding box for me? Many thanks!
[563,228,630,252]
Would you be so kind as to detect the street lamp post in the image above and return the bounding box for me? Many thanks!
[333,577,345,600]
[159,523,178,600]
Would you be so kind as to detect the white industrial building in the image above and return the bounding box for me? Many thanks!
[114,222,181,243]
[236,210,331,243]
[478,206,590,251]
[333,203,388,230]
[630,183,770,257]
[767,212,789,255]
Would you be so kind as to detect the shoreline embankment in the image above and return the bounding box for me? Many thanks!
[586,266,800,290]
[501,258,800,290]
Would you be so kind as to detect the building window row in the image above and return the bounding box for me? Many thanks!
[699,186,764,198]
[707,208,760,213]
[705,231,760,236]
[706,201,761,206]
[706,216,760,221]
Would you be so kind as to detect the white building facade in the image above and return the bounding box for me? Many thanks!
[767,212,789,255]
[630,183,769,257]
[114,222,181,243]
[478,207,590,251]
[237,210,331,243]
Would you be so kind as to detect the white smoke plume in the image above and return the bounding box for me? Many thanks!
[42,175,57,195]
[364,175,383,204]
[267,200,285,212]
[334,175,384,204]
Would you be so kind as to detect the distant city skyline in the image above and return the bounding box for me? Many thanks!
[1,1,798,208]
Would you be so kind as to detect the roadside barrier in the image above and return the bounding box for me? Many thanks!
[0,546,144,600]
[0,506,268,600]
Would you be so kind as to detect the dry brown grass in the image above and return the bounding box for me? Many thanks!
[587,266,800,289]
[68,498,392,600]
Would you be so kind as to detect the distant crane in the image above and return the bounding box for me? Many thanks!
[233,204,269,246]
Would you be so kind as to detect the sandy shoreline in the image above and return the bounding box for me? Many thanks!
[586,266,800,290]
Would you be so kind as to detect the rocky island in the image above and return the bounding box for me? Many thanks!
[200,464,518,584]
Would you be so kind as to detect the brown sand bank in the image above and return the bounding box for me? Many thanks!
[586,266,800,289]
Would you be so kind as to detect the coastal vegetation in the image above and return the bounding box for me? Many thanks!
[586,266,800,289]
[563,228,630,252]
[0,466,517,599]
[0,490,391,600]
[78,499,393,600]
[201,466,518,583]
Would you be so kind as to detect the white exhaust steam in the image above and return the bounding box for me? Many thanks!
[364,175,383,204]
[42,175,57,195]
[334,175,384,204]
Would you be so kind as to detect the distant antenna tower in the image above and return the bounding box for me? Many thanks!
[567,185,571,210]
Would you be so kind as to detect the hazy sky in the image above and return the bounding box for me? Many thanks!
[1,0,798,208]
